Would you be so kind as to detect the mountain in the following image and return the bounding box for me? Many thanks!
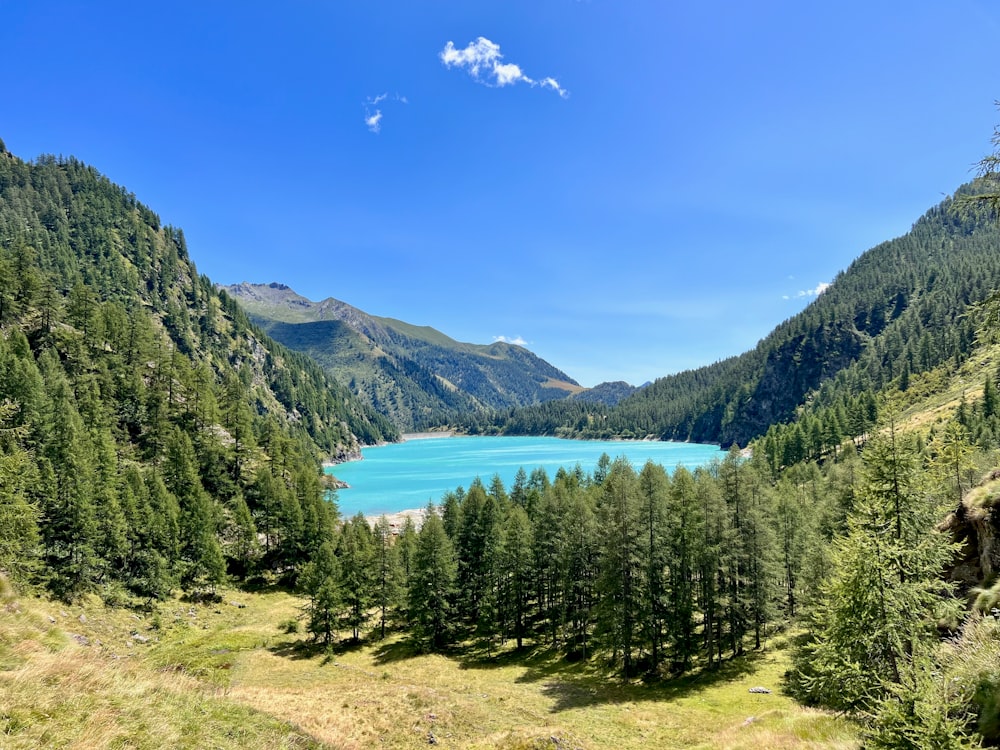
[471,183,1000,447]
[569,380,638,406]
[0,148,395,598]
[222,282,583,432]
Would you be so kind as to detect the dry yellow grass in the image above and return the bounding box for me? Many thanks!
[541,378,587,395]
[220,606,856,749]
[0,580,858,750]
[893,340,1000,437]
[0,584,323,749]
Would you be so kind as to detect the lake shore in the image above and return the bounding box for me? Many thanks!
[400,431,454,441]
[364,506,429,532]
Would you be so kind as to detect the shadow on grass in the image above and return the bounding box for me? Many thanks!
[457,640,553,671]
[457,641,770,713]
[371,637,426,664]
[535,651,767,713]
[270,624,778,715]
[268,635,370,662]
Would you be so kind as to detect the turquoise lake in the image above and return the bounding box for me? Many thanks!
[326,435,725,517]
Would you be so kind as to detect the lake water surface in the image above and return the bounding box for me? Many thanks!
[327,435,724,517]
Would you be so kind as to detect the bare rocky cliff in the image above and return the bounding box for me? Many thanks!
[943,475,1000,609]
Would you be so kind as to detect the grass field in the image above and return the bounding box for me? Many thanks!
[0,579,859,749]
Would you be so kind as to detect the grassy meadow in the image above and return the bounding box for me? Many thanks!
[0,577,858,749]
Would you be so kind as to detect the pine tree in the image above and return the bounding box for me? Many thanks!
[531,482,565,647]
[336,513,375,641]
[793,427,959,711]
[773,477,813,618]
[91,431,129,587]
[719,446,752,656]
[396,515,418,583]
[39,362,100,598]
[296,466,336,559]
[866,642,983,750]
[164,428,225,593]
[929,421,975,507]
[299,540,341,647]
[595,457,642,676]
[665,466,698,671]
[475,490,505,652]
[637,459,670,670]
[408,507,457,652]
[224,492,260,577]
[500,503,534,649]
[119,467,173,600]
[456,479,490,624]
[373,515,403,639]
[742,472,777,650]
[0,403,40,581]
[559,485,599,659]
[694,466,726,668]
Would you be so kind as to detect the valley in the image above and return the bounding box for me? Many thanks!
[1,96,1000,749]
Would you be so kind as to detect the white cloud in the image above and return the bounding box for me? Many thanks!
[493,335,528,346]
[440,37,568,97]
[494,61,525,87]
[365,110,383,133]
[539,76,568,97]
[783,281,831,300]
[363,92,407,134]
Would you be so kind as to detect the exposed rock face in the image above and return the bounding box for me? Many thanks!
[721,320,864,446]
[942,477,1000,599]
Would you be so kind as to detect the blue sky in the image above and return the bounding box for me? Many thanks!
[3,1,999,387]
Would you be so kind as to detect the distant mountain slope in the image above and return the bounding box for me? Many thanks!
[474,184,1000,446]
[223,282,582,431]
[569,380,638,406]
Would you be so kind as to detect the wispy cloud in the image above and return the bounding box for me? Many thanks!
[363,92,407,134]
[364,110,383,133]
[783,281,831,300]
[493,334,528,346]
[440,37,568,98]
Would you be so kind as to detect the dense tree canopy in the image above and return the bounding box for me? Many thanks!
[0,149,394,600]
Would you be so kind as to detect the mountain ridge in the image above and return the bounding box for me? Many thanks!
[223,281,596,431]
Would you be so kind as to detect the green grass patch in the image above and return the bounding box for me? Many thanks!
[0,581,859,749]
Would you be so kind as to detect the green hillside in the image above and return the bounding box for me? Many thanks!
[0,148,394,601]
[224,281,582,432]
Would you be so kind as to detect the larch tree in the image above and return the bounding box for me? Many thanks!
[336,513,376,642]
[408,507,457,652]
[373,515,403,640]
[793,425,959,712]
[637,459,670,670]
[299,540,341,647]
[595,457,642,676]
[665,466,698,671]
[500,503,534,649]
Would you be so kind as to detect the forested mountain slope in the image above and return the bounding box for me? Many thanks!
[224,281,582,431]
[0,145,395,598]
[476,185,1000,446]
